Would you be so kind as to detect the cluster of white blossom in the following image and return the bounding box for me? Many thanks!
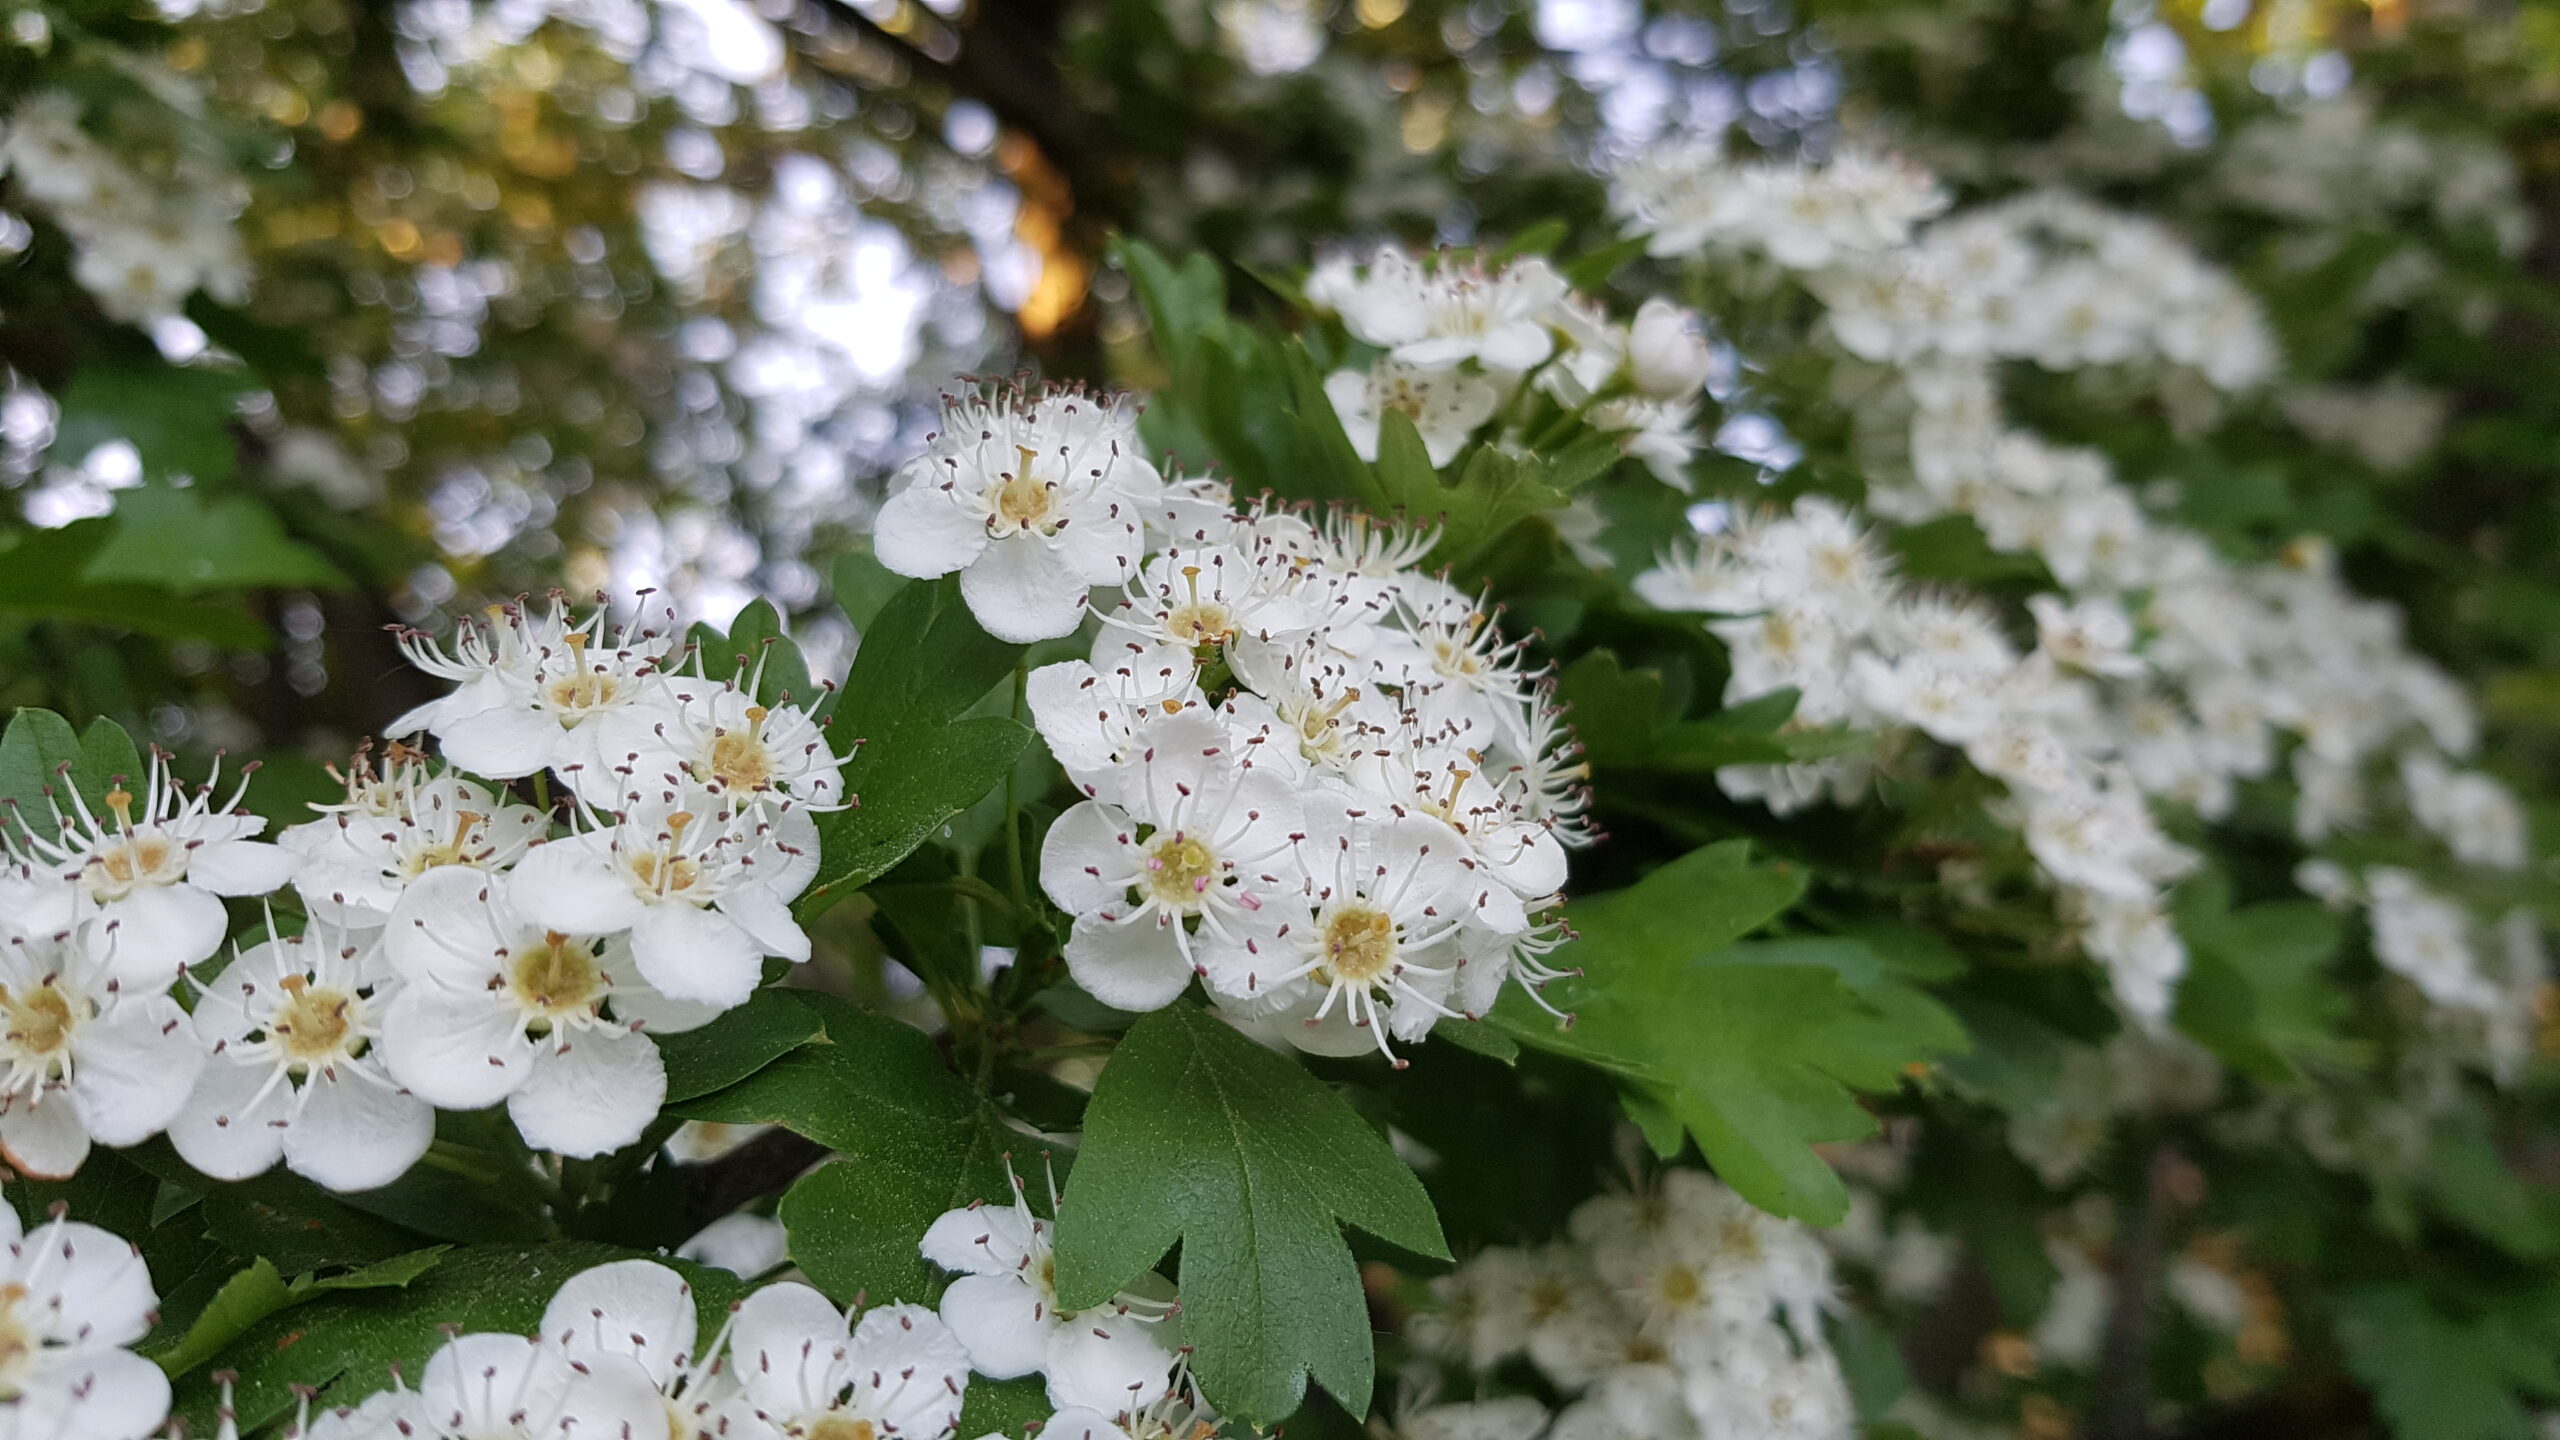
[1610,141,1947,274]
[2214,97,2532,259]
[919,1166,1189,1424]
[0,596,834,1191]
[957,426,1587,1062]
[0,91,253,324]
[1613,144,2533,1034]
[1407,1170,1852,1440]
[0,1198,171,1440]
[1303,247,1716,487]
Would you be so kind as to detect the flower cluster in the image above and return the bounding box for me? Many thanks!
[0,593,836,1192]
[920,1166,1184,1418]
[1616,144,2533,1034]
[0,91,253,325]
[1304,247,1715,486]
[0,1199,170,1440]
[1407,1170,1852,1440]
[1014,456,1585,1062]
[2214,97,2531,258]
[1610,141,1947,272]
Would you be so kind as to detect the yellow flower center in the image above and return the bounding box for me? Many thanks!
[706,711,775,792]
[807,1417,878,1440]
[994,448,1055,530]
[398,810,487,877]
[510,933,607,1029]
[272,975,358,1068]
[0,1283,32,1401]
[1320,905,1398,986]
[1143,834,1220,910]
[1658,1263,1702,1307]
[2,984,77,1063]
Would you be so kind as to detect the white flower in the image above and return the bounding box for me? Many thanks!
[0,1207,169,1440]
[1203,797,1480,1064]
[2027,595,2144,679]
[875,387,1160,644]
[0,922,200,1180]
[920,1178,1180,1414]
[381,867,718,1156]
[677,1213,789,1277]
[280,758,547,930]
[1325,359,1501,468]
[539,1259,730,1434]
[1309,249,1567,372]
[391,598,683,783]
[411,1330,667,1440]
[168,924,430,1193]
[6,755,298,984]
[588,677,846,816]
[1038,710,1302,1012]
[715,1283,971,1440]
[508,784,815,1011]
[2366,866,2498,1012]
[1626,300,1712,401]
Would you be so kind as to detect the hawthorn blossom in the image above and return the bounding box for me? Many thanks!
[713,1283,972,1440]
[0,921,200,1180]
[280,758,547,930]
[508,783,815,1011]
[1038,710,1301,1012]
[1304,248,1569,372]
[389,597,682,784]
[0,1206,170,1440]
[167,924,430,1193]
[5,754,298,983]
[920,1173,1180,1413]
[589,677,846,815]
[539,1259,731,1435]
[411,1330,667,1440]
[1202,799,1479,1063]
[874,387,1161,643]
[1325,359,1501,467]
[381,867,717,1156]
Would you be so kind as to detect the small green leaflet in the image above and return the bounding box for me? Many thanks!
[1493,841,1966,1225]
[686,597,819,711]
[85,486,344,595]
[0,708,144,835]
[655,987,830,1103]
[806,577,1031,910]
[671,994,1016,1307]
[2335,1284,2545,1440]
[1051,1003,1449,1425]
[145,1247,449,1378]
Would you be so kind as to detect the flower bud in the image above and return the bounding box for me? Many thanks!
[1628,298,1712,400]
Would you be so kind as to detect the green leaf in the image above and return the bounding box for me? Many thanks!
[168,1244,745,1436]
[1493,843,1964,1223]
[674,995,1015,1307]
[85,486,344,594]
[2172,882,2356,1080]
[831,548,909,632]
[52,356,256,484]
[956,1375,1053,1440]
[2336,1284,2539,1440]
[0,521,270,646]
[656,988,830,1103]
[2427,1119,2557,1259]
[1051,1003,1448,1424]
[147,1248,448,1378]
[0,709,145,832]
[1434,1018,1520,1064]
[806,578,1031,908]
[689,598,818,708]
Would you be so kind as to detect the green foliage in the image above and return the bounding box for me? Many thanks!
[2334,1285,2552,1440]
[805,577,1032,910]
[2171,874,2360,1082]
[672,993,1015,1307]
[83,485,343,594]
[0,705,142,827]
[688,598,819,710]
[1496,842,1967,1223]
[1051,1003,1449,1425]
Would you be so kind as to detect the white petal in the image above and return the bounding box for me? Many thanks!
[919,1204,1042,1277]
[11,1218,160,1347]
[509,837,649,935]
[19,1340,171,1440]
[420,1334,566,1436]
[435,703,562,780]
[377,986,535,1109]
[1044,1309,1176,1415]
[1039,1408,1131,1440]
[0,1097,90,1179]
[541,1258,698,1387]
[556,1350,672,1440]
[384,865,513,988]
[187,840,301,897]
[961,539,1090,644]
[849,1304,971,1438]
[875,476,992,579]
[69,995,202,1146]
[732,1282,849,1414]
[939,1272,1053,1380]
[508,1027,664,1158]
[718,882,809,963]
[1063,912,1194,1013]
[282,1068,434,1192]
[676,1213,788,1278]
[1039,802,1137,916]
[629,904,764,1009]
[599,939,727,1035]
[167,1057,291,1181]
[88,882,227,981]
